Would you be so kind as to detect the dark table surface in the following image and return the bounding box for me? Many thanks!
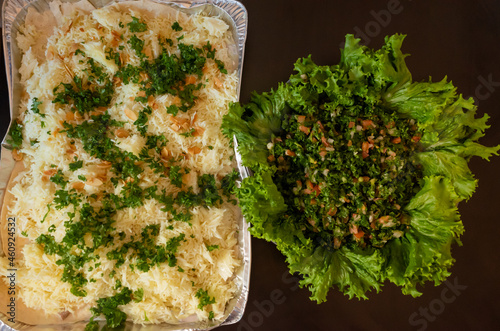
[1,0,500,330]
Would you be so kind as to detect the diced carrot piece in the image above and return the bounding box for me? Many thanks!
[348,121,355,128]
[285,149,296,157]
[297,115,306,123]
[412,136,421,143]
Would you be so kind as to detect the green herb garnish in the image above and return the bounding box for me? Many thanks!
[171,21,183,31]
[127,16,148,33]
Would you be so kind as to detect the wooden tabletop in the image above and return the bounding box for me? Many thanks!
[228,1,500,330]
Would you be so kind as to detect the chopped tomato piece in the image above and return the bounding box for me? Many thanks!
[321,136,330,147]
[391,137,401,144]
[361,119,374,129]
[299,125,311,135]
[378,215,391,224]
[354,231,365,239]
[327,207,337,216]
[306,180,314,190]
[285,149,296,157]
[317,121,325,131]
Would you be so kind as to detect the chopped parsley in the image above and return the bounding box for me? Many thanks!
[167,104,179,116]
[7,121,23,149]
[53,75,113,114]
[74,49,85,57]
[169,165,183,188]
[69,158,83,171]
[50,170,68,189]
[205,244,219,252]
[195,288,216,310]
[180,128,195,137]
[30,97,45,117]
[127,16,148,33]
[105,48,121,66]
[128,35,145,59]
[133,288,144,302]
[107,225,186,272]
[171,21,183,31]
[134,106,153,135]
[87,287,133,329]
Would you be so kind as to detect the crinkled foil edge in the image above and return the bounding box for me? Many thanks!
[0,0,249,330]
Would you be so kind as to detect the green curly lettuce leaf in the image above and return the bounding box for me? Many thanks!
[222,34,499,302]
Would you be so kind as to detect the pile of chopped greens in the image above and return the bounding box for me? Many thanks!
[222,34,499,302]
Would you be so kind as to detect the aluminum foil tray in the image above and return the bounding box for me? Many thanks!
[0,0,250,330]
